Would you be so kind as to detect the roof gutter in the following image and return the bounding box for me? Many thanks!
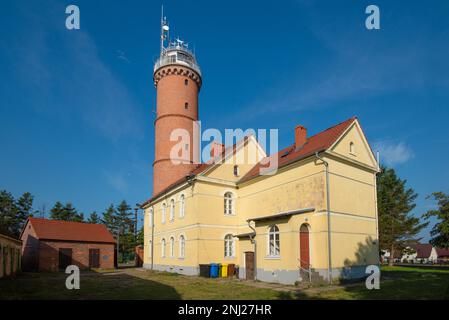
[315,151,333,284]
[247,220,257,281]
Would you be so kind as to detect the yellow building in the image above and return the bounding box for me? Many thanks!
[141,16,380,284]
[0,233,22,278]
[141,116,380,284]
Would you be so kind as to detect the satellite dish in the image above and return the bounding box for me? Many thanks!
[162,25,169,31]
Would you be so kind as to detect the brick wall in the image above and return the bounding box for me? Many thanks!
[39,240,115,271]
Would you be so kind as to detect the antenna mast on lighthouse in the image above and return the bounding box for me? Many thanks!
[160,5,169,57]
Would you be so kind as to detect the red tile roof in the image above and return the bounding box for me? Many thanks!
[239,117,356,183]
[410,243,433,258]
[25,217,116,243]
[436,247,449,257]
[141,117,356,206]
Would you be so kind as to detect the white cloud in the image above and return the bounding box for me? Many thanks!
[373,141,414,166]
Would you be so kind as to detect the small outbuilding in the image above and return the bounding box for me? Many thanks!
[0,233,22,278]
[21,217,116,272]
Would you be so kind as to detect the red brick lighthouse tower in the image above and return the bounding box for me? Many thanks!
[152,13,202,195]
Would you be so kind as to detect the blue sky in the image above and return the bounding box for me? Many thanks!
[1,0,448,239]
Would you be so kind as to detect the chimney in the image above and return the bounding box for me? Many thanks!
[210,141,224,158]
[295,125,307,148]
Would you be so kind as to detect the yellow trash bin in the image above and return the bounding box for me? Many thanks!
[221,264,228,277]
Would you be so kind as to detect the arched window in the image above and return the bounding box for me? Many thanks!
[161,203,167,224]
[349,142,355,154]
[224,192,233,215]
[268,225,280,256]
[161,238,166,258]
[170,199,175,221]
[169,237,175,257]
[224,234,234,257]
[179,194,185,218]
[179,235,185,258]
[149,208,153,227]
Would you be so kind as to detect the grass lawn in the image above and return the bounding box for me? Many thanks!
[1,266,448,300]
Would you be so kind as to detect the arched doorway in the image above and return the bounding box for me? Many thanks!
[299,224,310,270]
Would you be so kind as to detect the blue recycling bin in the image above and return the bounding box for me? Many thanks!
[210,263,219,278]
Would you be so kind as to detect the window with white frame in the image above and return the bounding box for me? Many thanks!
[179,235,185,258]
[224,234,234,257]
[179,194,185,218]
[161,203,166,224]
[170,199,175,221]
[268,225,280,256]
[169,237,175,257]
[224,192,234,215]
[161,238,166,257]
[149,208,153,227]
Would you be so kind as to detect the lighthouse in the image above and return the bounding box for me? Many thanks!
[152,13,202,195]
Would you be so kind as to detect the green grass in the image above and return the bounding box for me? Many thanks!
[296,266,449,300]
[1,266,448,300]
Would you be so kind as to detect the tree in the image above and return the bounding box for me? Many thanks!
[115,200,134,261]
[50,202,83,222]
[424,192,449,248]
[50,201,65,220]
[87,211,100,224]
[0,190,35,237]
[101,204,117,233]
[377,166,428,265]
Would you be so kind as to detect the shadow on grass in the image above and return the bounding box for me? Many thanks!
[0,270,181,300]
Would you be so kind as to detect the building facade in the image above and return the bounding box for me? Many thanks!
[141,17,380,284]
[0,233,22,278]
[21,218,116,272]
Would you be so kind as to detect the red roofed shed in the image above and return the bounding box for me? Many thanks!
[20,217,116,272]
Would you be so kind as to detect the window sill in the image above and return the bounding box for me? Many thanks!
[224,256,236,260]
[265,256,281,260]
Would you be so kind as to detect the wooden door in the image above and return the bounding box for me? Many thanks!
[89,249,100,268]
[58,248,72,270]
[300,224,310,269]
[245,252,255,280]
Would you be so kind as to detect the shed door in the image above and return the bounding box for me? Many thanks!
[89,249,100,268]
[300,224,310,269]
[245,252,255,280]
[58,248,72,270]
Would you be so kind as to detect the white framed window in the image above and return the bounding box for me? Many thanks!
[169,237,175,257]
[149,208,153,227]
[349,142,355,155]
[268,225,280,256]
[224,192,234,215]
[161,203,166,224]
[161,238,166,258]
[179,235,185,258]
[170,199,175,221]
[224,234,235,257]
[179,194,185,218]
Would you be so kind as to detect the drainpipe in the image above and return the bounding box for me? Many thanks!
[151,208,155,270]
[315,152,332,284]
[247,220,257,281]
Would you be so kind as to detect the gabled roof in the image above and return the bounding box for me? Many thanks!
[436,248,449,257]
[141,117,357,207]
[409,243,433,258]
[239,117,357,183]
[23,217,116,244]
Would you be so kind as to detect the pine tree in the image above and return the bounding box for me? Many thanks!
[87,211,100,224]
[377,166,428,265]
[50,201,65,220]
[115,200,133,261]
[0,190,18,236]
[424,192,449,248]
[102,204,118,234]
